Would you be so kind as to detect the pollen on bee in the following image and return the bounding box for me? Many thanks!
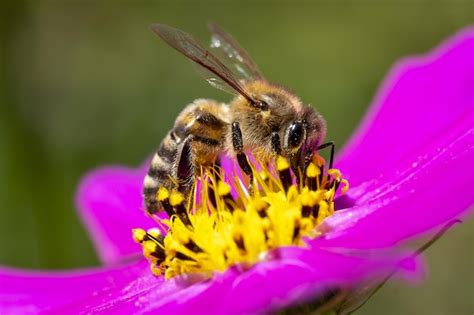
[134,153,348,280]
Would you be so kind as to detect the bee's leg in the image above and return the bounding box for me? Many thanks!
[316,141,335,169]
[290,150,303,186]
[271,132,282,155]
[170,136,194,227]
[176,136,195,194]
[304,150,313,170]
[232,122,253,185]
[316,141,336,186]
[272,131,303,185]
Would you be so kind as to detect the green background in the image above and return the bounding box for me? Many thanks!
[1,1,473,314]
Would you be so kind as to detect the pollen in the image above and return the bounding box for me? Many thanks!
[133,154,348,280]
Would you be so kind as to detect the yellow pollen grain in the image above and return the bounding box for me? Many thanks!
[157,186,170,201]
[276,155,290,171]
[169,191,185,206]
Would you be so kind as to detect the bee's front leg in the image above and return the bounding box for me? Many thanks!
[271,132,282,155]
[231,122,254,187]
[316,141,335,170]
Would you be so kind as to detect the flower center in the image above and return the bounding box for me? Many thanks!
[133,154,348,280]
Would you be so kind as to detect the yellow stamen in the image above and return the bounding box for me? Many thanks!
[306,162,320,178]
[217,181,231,196]
[134,154,348,280]
[132,228,146,243]
[142,240,157,256]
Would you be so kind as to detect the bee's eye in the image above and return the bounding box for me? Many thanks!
[286,121,305,149]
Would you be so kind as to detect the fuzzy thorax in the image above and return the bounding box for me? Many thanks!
[133,154,348,280]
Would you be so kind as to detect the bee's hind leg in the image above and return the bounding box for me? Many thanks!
[168,136,195,227]
[232,122,254,188]
[175,136,195,195]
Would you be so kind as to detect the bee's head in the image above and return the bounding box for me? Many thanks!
[236,81,327,163]
[283,106,326,154]
[280,106,327,174]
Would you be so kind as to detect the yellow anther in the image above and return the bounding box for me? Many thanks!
[316,201,330,221]
[262,217,271,230]
[150,264,163,276]
[259,170,269,181]
[142,240,157,256]
[157,186,170,201]
[276,155,290,171]
[306,162,320,178]
[217,181,231,196]
[132,228,146,243]
[169,191,185,206]
[300,191,318,207]
[249,198,268,212]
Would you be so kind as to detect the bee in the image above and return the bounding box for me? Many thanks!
[143,23,334,215]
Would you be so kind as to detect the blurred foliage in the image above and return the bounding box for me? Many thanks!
[0,1,473,314]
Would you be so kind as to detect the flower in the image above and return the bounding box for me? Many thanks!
[134,154,350,280]
[1,27,473,314]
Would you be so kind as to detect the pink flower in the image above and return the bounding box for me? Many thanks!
[1,27,473,315]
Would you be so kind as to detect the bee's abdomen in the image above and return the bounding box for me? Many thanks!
[143,99,230,215]
[143,132,178,214]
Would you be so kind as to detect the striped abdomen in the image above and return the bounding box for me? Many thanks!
[143,99,230,215]
[143,130,179,214]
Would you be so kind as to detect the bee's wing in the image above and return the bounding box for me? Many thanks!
[151,24,256,104]
[208,22,264,81]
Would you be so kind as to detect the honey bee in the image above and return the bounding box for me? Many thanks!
[143,23,334,215]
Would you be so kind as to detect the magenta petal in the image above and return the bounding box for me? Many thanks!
[337,27,474,186]
[0,249,420,314]
[0,260,217,315]
[111,248,420,314]
[318,111,473,249]
[76,163,159,264]
[0,260,152,314]
[217,248,422,314]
